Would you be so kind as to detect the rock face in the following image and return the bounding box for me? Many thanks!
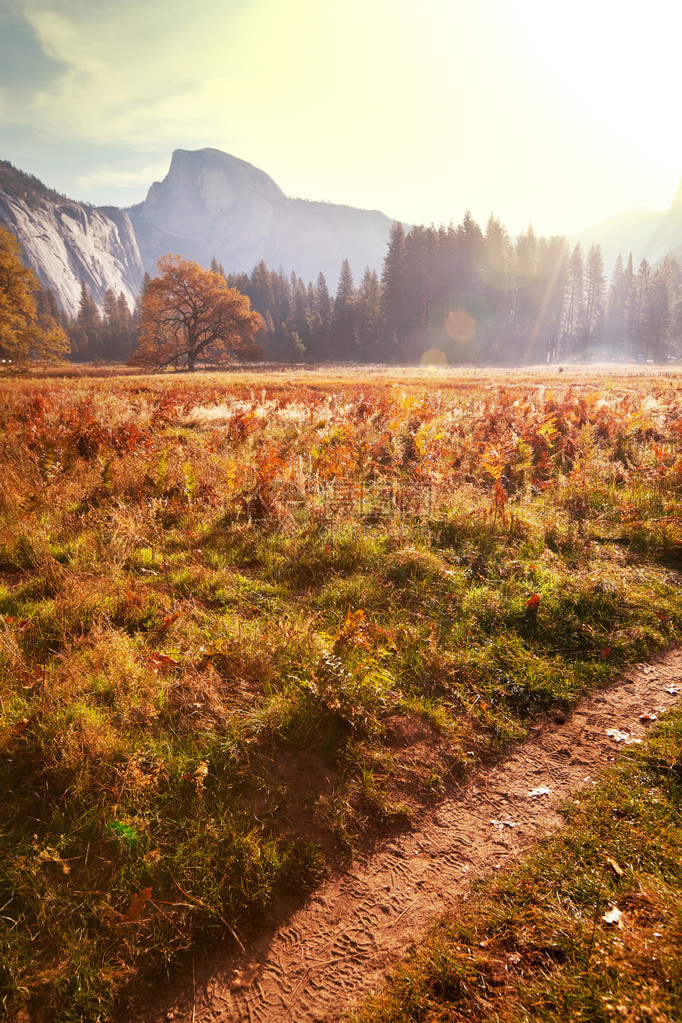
[0,148,398,314]
[0,185,144,318]
[127,148,397,286]
[642,178,682,267]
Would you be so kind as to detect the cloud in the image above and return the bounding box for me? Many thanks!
[2,0,681,232]
[75,159,171,191]
[3,0,259,147]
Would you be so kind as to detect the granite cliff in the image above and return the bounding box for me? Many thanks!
[126,148,397,286]
[0,162,144,317]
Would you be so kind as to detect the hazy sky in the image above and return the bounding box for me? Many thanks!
[1,0,681,236]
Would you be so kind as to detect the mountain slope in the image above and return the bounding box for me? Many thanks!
[3,149,682,321]
[126,148,398,285]
[642,178,682,266]
[568,205,664,270]
[0,161,144,318]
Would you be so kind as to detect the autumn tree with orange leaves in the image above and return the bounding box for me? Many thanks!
[130,255,263,371]
[0,226,69,363]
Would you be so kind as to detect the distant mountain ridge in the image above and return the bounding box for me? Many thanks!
[642,179,682,267]
[1,149,682,318]
[0,149,398,317]
[568,179,682,270]
[568,206,664,270]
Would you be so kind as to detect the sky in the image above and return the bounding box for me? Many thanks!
[1,0,681,237]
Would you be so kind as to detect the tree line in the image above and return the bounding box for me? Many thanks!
[6,277,141,364]
[5,211,682,367]
[220,217,682,365]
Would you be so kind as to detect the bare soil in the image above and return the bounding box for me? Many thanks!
[140,649,682,1023]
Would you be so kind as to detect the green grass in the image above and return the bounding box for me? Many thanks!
[349,706,682,1023]
[0,367,681,1020]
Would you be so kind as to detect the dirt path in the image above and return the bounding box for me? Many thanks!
[147,649,682,1023]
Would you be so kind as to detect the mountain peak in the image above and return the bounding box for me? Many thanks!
[135,147,285,241]
[166,148,285,200]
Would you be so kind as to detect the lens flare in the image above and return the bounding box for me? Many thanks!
[445,309,476,343]
[420,348,448,366]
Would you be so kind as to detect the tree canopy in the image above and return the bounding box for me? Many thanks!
[130,255,263,371]
[0,226,70,363]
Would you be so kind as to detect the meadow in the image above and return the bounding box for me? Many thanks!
[0,365,681,1021]
[351,701,682,1023]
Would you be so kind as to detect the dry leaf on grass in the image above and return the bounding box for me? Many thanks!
[148,652,182,670]
[602,905,623,928]
[120,887,152,923]
[606,857,625,878]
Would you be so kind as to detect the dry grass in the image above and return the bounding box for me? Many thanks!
[0,365,681,1020]
[350,707,682,1023]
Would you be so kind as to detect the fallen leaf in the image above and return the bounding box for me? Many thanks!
[20,667,42,685]
[600,646,612,660]
[606,857,624,878]
[639,712,658,723]
[606,728,642,745]
[13,715,34,735]
[120,887,152,923]
[148,652,182,670]
[602,905,622,928]
[198,637,226,658]
[528,785,552,798]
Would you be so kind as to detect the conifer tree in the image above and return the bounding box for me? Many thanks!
[77,280,101,331]
[331,259,357,360]
[562,244,584,359]
[626,258,651,359]
[356,267,383,361]
[605,254,627,353]
[583,244,605,355]
[381,222,408,357]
